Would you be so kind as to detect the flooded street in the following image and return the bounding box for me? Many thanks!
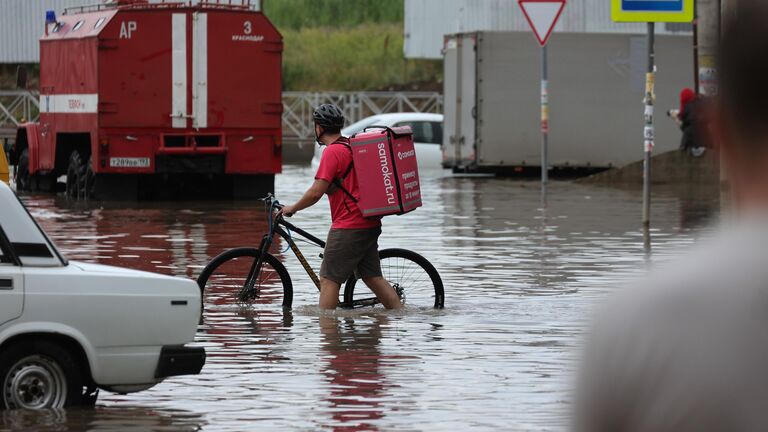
[5,166,718,431]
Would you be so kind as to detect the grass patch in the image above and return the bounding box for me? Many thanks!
[282,23,441,91]
[263,0,403,30]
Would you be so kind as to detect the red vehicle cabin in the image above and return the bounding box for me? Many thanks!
[12,0,282,199]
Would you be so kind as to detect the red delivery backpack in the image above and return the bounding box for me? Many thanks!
[333,126,422,218]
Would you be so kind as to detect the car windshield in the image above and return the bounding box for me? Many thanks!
[342,117,383,136]
[10,192,68,266]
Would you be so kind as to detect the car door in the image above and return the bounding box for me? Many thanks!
[0,231,23,326]
[394,121,442,171]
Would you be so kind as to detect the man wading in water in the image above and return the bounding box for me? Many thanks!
[279,104,402,310]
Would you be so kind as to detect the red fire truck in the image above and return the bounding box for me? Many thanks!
[11,0,282,199]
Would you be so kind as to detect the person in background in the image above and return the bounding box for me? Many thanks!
[575,2,768,431]
[669,87,708,157]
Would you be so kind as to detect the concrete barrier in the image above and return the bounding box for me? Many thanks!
[578,150,719,187]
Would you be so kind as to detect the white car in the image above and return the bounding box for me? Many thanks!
[0,181,204,409]
[312,113,445,172]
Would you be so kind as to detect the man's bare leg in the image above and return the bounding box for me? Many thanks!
[363,276,403,310]
[319,277,341,310]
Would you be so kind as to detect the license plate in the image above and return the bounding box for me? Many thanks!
[110,157,150,168]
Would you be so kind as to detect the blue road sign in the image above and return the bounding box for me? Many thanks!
[622,0,683,12]
[612,0,692,22]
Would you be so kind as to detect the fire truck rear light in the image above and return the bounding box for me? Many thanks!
[100,139,109,154]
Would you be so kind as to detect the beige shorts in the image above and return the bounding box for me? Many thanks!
[320,227,382,284]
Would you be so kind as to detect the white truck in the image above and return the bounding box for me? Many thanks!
[0,181,204,409]
[442,32,693,174]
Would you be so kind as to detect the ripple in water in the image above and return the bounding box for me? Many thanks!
[9,166,718,431]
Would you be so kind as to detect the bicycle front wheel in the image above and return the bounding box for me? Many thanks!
[343,248,445,309]
[198,248,293,309]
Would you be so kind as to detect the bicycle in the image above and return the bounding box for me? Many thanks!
[197,195,445,310]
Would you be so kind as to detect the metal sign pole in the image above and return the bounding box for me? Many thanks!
[642,22,656,230]
[541,44,549,186]
[519,0,565,187]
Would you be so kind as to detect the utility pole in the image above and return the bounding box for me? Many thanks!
[718,0,736,211]
[696,0,720,97]
[642,22,655,231]
[721,0,738,27]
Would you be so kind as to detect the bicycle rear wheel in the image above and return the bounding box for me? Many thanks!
[197,248,293,309]
[343,248,444,309]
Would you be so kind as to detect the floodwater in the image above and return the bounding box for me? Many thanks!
[6,166,718,431]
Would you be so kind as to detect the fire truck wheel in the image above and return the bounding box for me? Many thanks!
[15,149,31,191]
[66,151,87,199]
[79,156,96,200]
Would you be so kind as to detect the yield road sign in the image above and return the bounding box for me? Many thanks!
[518,0,566,47]
[612,0,694,23]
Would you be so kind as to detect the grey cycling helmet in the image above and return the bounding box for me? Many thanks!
[312,104,345,130]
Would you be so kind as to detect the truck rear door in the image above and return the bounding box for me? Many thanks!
[202,11,283,173]
[442,34,477,170]
[202,12,282,130]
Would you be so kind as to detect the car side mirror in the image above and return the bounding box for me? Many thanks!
[15,66,28,89]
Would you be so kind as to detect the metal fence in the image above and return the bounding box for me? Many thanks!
[0,91,444,141]
[282,92,444,142]
[0,91,39,138]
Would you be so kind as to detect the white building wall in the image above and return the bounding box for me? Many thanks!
[404,0,691,59]
[0,0,260,64]
[0,0,86,63]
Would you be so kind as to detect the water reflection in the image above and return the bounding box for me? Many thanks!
[11,166,719,431]
[319,315,389,431]
[0,406,206,431]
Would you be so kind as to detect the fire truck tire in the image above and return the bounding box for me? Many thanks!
[80,156,96,199]
[14,149,31,191]
[66,151,87,199]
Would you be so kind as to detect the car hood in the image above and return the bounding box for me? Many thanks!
[70,261,179,281]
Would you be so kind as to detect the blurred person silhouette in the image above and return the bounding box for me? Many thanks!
[575,2,768,431]
[673,87,709,157]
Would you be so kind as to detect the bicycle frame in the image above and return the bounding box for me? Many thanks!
[272,218,325,291]
[245,203,382,308]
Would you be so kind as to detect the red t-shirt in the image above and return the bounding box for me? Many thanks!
[315,138,382,229]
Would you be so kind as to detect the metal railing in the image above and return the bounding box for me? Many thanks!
[282,91,443,141]
[0,91,39,138]
[0,90,443,141]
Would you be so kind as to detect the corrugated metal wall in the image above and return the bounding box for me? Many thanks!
[0,0,261,63]
[404,0,692,59]
[0,0,86,63]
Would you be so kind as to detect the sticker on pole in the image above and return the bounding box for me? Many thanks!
[611,0,694,23]
[518,0,566,47]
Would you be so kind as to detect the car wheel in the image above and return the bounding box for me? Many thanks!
[0,341,84,410]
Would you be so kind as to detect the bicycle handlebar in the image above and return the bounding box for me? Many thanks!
[261,194,292,227]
